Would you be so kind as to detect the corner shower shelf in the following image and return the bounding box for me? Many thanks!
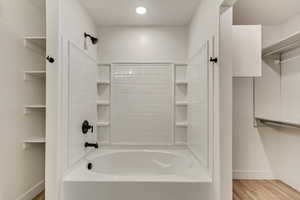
[262,31,300,57]
[24,36,46,51]
[24,105,46,114]
[97,81,110,85]
[96,122,110,127]
[24,70,46,80]
[176,122,188,127]
[96,101,110,106]
[176,81,188,85]
[176,101,188,106]
[23,137,46,144]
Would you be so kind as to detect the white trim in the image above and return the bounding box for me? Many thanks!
[98,61,187,65]
[233,170,274,180]
[16,180,44,200]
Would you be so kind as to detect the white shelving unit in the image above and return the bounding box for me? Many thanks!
[174,64,188,145]
[24,36,46,52]
[262,31,300,58]
[255,30,300,127]
[23,35,47,145]
[97,64,111,144]
[24,70,46,80]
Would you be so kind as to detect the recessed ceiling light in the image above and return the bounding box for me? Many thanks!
[136,6,147,15]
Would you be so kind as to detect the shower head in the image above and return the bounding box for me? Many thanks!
[84,32,98,45]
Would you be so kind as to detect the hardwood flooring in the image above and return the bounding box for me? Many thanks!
[233,180,300,200]
[33,191,45,200]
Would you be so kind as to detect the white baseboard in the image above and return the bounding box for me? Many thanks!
[16,180,44,200]
[233,170,274,180]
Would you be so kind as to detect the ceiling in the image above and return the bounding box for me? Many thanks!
[79,0,201,26]
[234,0,300,25]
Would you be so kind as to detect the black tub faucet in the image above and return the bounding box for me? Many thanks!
[82,120,93,134]
[84,142,99,149]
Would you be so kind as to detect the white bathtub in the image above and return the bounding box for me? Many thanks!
[89,150,192,176]
[64,148,211,182]
[64,148,212,200]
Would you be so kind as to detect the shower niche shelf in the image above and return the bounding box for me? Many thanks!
[176,101,188,106]
[23,36,46,52]
[176,122,188,127]
[96,122,110,127]
[176,81,188,85]
[96,101,110,106]
[97,80,110,85]
[97,64,111,144]
[174,64,188,145]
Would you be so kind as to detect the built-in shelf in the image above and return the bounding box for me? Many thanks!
[24,70,46,80]
[262,31,300,57]
[176,101,188,106]
[174,141,187,145]
[24,36,46,51]
[176,122,188,127]
[97,81,110,85]
[24,105,46,114]
[96,101,110,106]
[96,122,110,127]
[23,137,46,144]
[176,81,188,85]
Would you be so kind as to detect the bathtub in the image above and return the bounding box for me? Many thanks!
[64,148,212,200]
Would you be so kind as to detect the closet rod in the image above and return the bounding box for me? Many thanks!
[258,118,300,129]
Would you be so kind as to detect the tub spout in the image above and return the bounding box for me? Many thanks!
[84,142,99,149]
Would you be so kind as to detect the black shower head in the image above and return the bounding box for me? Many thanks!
[84,32,98,45]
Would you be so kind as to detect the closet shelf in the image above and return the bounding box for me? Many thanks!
[96,122,110,127]
[24,105,46,114]
[176,122,188,127]
[262,31,300,57]
[176,101,188,106]
[24,36,46,51]
[256,117,300,129]
[97,81,110,85]
[96,101,110,106]
[23,137,46,144]
[24,70,46,80]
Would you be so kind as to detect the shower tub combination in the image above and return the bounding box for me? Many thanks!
[64,147,212,200]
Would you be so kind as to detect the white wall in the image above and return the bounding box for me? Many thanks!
[233,78,274,179]
[45,0,99,199]
[188,1,233,200]
[98,27,188,63]
[61,0,98,59]
[233,13,300,191]
[274,13,300,190]
[0,0,46,199]
[61,0,99,169]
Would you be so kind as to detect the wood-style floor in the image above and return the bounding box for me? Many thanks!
[33,180,300,200]
[234,180,300,200]
[33,191,45,200]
